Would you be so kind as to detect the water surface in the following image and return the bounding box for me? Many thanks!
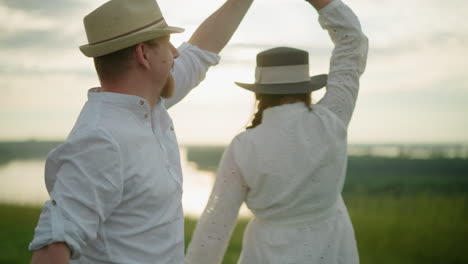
[0,148,251,217]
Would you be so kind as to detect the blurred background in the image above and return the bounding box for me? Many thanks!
[0,0,467,263]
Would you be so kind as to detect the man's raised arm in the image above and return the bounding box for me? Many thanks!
[164,0,254,108]
[188,0,254,54]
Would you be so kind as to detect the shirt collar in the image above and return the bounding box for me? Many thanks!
[87,88,170,129]
[87,87,150,108]
[87,87,167,111]
[262,102,309,123]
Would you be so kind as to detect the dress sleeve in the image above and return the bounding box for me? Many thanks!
[317,0,369,127]
[165,42,221,109]
[29,129,123,259]
[185,142,248,264]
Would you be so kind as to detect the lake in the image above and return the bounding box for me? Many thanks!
[0,147,251,217]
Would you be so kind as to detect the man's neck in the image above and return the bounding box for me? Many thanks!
[100,76,162,109]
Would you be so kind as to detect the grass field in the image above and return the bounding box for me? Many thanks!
[1,144,467,263]
[2,193,467,264]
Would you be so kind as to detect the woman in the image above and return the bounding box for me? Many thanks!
[185,0,368,263]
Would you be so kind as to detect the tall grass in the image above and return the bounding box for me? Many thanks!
[186,193,468,264]
[0,204,42,264]
[347,193,468,264]
[1,193,466,264]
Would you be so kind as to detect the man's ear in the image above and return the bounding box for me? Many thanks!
[135,43,151,69]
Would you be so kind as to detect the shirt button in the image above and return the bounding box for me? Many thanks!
[170,126,174,131]
[52,200,57,206]
[139,100,145,106]
[144,114,149,119]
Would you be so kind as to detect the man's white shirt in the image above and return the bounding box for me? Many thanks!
[29,42,220,264]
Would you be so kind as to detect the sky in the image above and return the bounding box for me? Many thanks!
[0,0,467,145]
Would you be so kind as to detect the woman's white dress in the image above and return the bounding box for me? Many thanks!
[185,0,369,263]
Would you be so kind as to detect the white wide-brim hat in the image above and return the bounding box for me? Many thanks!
[235,47,328,94]
[80,0,184,57]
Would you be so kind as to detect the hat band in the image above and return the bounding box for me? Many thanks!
[255,64,310,84]
[89,18,167,45]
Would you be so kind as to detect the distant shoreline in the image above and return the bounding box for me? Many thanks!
[1,140,467,166]
[0,140,62,165]
[1,142,468,198]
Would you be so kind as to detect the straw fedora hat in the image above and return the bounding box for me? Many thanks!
[80,0,184,57]
[235,47,328,94]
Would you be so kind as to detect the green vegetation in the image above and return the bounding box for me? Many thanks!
[0,204,42,264]
[0,141,61,166]
[346,193,468,264]
[2,193,467,264]
[345,156,468,195]
[185,145,226,172]
[182,147,468,263]
[1,143,467,263]
[187,193,468,264]
[185,146,468,195]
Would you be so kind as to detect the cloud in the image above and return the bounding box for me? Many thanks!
[427,31,468,46]
[369,30,468,57]
[0,2,89,76]
[0,0,466,143]
[0,65,94,78]
[0,0,85,16]
[0,30,78,50]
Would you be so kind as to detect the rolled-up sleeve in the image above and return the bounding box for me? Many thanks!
[29,129,123,259]
[165,42,221,109]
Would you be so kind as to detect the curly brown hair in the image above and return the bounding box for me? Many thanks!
[247,93,312,129]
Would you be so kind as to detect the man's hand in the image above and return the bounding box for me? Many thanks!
[31,242,70,264]
[306,0,333,10]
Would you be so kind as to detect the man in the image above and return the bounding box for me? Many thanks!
[29,0,254,263]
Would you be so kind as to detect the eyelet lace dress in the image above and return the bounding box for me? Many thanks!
[185,0,368,263]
